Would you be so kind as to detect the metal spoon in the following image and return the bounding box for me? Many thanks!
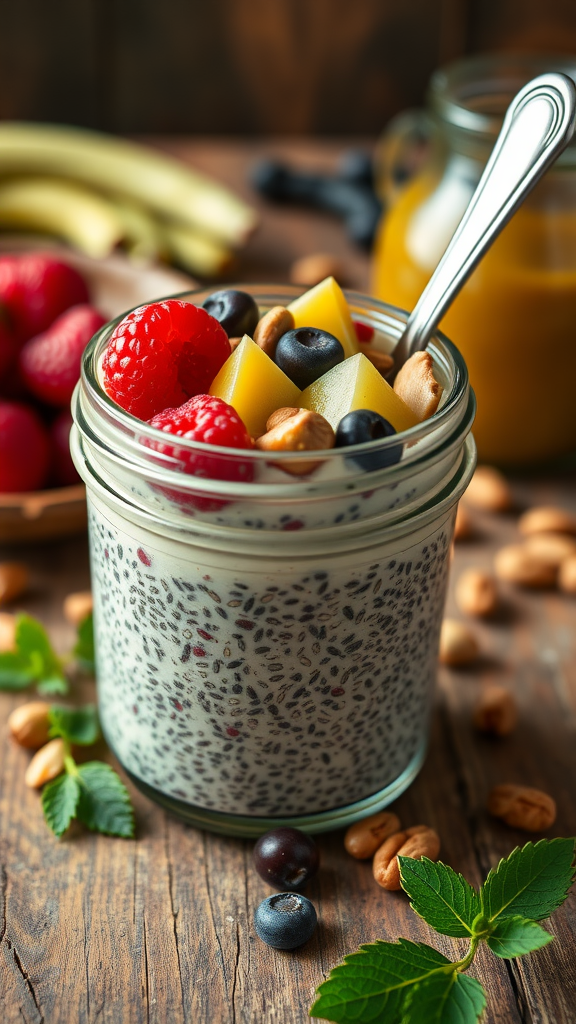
[390,72,576,377]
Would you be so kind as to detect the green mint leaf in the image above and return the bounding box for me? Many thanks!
[310,939,452,1023]
[481,838,576,924]
[399,857,482,937]
[402,971,486,1024]
[486,915,553,959]
[0,651,36,690]
[41,772,81,837]
[49,704,100,745]
[15,614,68,694]
[76,762,135,838]
[74,612,95,673]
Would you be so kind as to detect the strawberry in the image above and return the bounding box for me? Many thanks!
[50,410,80,486]
[0,253,90,342]
[20,304,107,407]
[0,401,50,492]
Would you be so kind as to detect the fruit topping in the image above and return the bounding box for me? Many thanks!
[0,400,50,492]
[393,350,443,422]
[335,409,402,471]
[274,327,344,389]
[254,892,317,949]
[148,394,253,483]
[288,276,359,358]
[0,253,89,342]
[353,319,374,344]
[202,289,259,338]
[301,351,418,434]
[256,408,335,475]
[253,827,320,890]
[103,299,230,420]
[20,304,107,407]
[253,306,294,357]
[209,335,300,438]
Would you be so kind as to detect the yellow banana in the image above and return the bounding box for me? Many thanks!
[0,176,123,258]
[108,195,166,262]
[0,123,257,248]
[163,222,233,278]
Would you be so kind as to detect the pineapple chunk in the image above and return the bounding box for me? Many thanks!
[288,277,359,358]
[301,353,418,434]
[209,335,301,438]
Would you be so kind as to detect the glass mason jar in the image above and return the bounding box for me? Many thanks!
[71,285,475,837]
[372,54,576,467]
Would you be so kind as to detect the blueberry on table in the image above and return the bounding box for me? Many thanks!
[253,826,320,890]
[335,408,403,471]
[275,327,344,389]
[202,289,259,338]
[254,892,317,949]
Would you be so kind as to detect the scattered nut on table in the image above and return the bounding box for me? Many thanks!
[344,811,401,860]
[455,569,499,618]
[373,825,440,891]
[8,702,51,749]
[473,686,518,737]
[487,783,556,831]
[289,253,344,287]
[463,466,513,512]
[0,612,16,652]
[253,306,295,358]
[439,619,480,666]
[393,351,442,422]
[454,502,473,541]
[559,555,576,595]
[63,591,93,625]
[524,532,576,568]
[24,738,66,789]
[255,408,335,475]
[0,562,29,606]
[494,544,557,588]
[518,505,576,537]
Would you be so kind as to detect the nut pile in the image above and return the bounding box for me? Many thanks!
[344,812,441,891]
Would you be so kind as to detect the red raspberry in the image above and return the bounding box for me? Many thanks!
[0,401,50,492]
[102,300,230,421]
[50,410,80,486]
[353,320,374,343]
[0,254,90,342]
[149,395,253,510]
[20,304,106,407]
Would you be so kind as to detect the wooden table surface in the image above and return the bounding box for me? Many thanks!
[1,140,575,1024]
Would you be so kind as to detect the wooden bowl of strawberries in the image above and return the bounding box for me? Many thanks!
[0,240,194,543]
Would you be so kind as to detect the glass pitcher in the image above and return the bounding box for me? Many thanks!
[372,54,576,466]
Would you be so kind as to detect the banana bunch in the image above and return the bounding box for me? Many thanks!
[0,123,259,276]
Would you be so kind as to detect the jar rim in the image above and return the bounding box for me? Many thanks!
[428,52,576,165]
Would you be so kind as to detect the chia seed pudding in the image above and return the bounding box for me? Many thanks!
[72,286,476,836]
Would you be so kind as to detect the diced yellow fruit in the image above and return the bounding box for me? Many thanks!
[209,335,301,438]
[288,277,359,358]
[301,353,418,434]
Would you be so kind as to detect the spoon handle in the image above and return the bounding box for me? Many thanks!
[391,72,576,373]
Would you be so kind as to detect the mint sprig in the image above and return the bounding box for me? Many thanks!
[41,751,134,840]
[0,614,68,694]
[311,839,575,1024]
[48,703,100,746]
[74,612,95,673]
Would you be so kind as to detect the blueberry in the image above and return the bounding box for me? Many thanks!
[253,827,319,890]
[202,290,259,338]
[254,892,317,949]
[275,328,344,389]
[335,409,403,471]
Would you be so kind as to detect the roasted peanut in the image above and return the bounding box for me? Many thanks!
[439,619,479,666]
[266,407,301,432]
[464,466,513,512]
[289,253,344,287]
[255,409,335,475]
[0,612,16,652]
[393,351,442,422]
[63,591,93,626]
[473,686,517,737]
[559,554,576,595]
[0,562,28,606]
[253,306,295,358]
[494,544,557,588]
[518,505,576,537]
[365,349,394,376]
[8,701,51,749]
[487,784,556,832]
[454,502,473,541]
[24,738,66,788]
[455,569,498,618]
[373,825,440,890]
[524,532,576,568]
[344,811,401,860]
